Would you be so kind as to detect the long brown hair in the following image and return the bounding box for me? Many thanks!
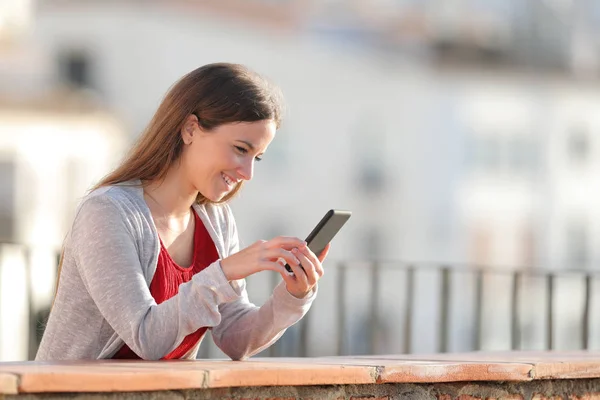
[52,63,284,306]
[93,62,284,202]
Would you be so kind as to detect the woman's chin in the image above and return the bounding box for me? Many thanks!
[206,189,229,202]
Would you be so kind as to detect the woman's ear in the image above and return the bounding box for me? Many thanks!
[181,114,199,145]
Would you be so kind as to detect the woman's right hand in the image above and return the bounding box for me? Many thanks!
[220,236,306,281]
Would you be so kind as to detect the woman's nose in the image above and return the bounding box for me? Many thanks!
[238,159,254,181]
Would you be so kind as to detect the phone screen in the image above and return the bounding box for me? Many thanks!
[285,209,351,273]
[306,210,352,256]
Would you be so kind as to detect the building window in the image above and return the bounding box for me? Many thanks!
[567,127,590,164]
[358,163,385,193]
[466,133,538,175]
[57,49,93,89]
[468,135,501,172]
[508,136,536,174]
[565,220,588,269]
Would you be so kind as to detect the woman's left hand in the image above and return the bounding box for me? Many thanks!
[281,243,331,299]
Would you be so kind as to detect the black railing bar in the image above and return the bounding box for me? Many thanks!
[370,261,380,355]
[473,269,483,351]
[546,274,554,350]
[336,263,347,356]
[511,271,522,350]
[404,266,414,354]
[330,261,600,278]
[438,267,450,353]
[582,275,591,350]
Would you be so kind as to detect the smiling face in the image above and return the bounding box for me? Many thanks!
[179,115,276,202]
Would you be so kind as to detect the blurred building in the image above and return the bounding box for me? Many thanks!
[0,3,129,360]
[0,0,599,359]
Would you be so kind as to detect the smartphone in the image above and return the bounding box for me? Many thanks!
[285,209,352,273]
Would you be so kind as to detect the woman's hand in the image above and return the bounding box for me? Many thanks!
[220,236,306,281]
[281,243,331,299]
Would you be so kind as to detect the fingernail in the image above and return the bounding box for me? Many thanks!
[292,248,298,254]
[294,257,300,264]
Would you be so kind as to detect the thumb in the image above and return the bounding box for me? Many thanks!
[317,243,331,263]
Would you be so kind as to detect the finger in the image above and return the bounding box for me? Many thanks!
[288,251,309,286]
[315,257,325,278]
[294,248,318,286]
[317,243,331,263]
[262,260,288,275]
[253,239,268,248]
[267,236,307,250]
[298,246,324,279]
[298,245,320,267]
[268,248,301,274]
[267,248,301,266]
[279,267,296,284]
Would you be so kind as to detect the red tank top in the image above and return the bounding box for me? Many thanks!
[112,210,219,359]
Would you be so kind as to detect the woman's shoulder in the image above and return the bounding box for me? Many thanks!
[67,180,152,241]
[84,180,145,207]
[73,180,148,223]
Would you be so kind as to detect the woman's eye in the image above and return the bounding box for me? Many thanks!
[235,145,261,161]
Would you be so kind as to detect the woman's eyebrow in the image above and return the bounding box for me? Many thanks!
[236,140,255,150]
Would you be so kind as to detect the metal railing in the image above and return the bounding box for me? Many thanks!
[261,261,599,358]
[0,243,597,360]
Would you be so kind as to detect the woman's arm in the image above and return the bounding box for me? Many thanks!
[211,280,316,360]
[210,205,317,360]
[71,195,242,360]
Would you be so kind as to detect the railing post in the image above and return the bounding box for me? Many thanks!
[298,311,309,357]
[404,266,414,354]
[546,274,555,350]
[337,263,346,356]
[439,266,450,353]
[511,271,521,350]
[24,246,38,360]
[370,261,380,355]
[583,274,591,350]
[474,269,483,351]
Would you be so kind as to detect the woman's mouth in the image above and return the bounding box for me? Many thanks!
[221,172,235,189]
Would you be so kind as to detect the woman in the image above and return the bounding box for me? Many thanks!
[36,63,329,361]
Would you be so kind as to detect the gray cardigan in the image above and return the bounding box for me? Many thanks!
[35,181,316,361]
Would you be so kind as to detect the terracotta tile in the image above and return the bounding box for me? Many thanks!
[0,372,18,395]
[0,360,376,392]
[0,362,208,393]
[531,361,600,380]
[379,360,532,383]
[313,356,532,383]
[201,360,377,388]
[411,352,600,380]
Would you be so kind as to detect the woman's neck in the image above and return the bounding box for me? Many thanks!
[143,167,197,219]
